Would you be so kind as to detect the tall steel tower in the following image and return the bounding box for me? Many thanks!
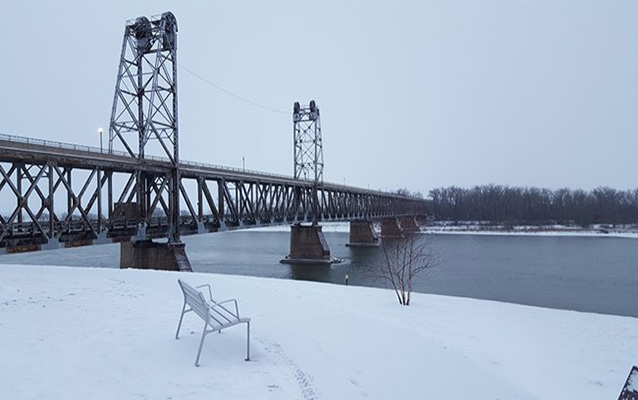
[293,100,323,224]
[108,12,180,243]
[293,100,323,182]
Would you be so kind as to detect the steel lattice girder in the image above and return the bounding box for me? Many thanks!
[0,136,427,250]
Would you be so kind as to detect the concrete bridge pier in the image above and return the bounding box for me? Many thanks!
[399,217,420,232]
[120,240,192,272]
[346,220,379,247]
[42,238,62,250]
[381,217,404,238]
[280,224,335,265]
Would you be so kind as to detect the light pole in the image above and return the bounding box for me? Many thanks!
[98,127,103,153]
[242,156,245,172]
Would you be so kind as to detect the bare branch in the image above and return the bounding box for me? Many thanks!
[377,231,439,306]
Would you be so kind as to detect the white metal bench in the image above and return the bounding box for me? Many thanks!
[175,279,251,366]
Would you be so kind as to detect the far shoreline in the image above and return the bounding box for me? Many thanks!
[424,222,638,239]
[242,221,638,239]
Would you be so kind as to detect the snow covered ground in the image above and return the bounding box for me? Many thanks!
[425,228,638,239]
[425,222,638,239]
[1,265,636,399]
[249,221,638,239]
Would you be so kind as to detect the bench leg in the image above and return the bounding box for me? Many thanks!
[195,321,208,367]
[175,302,187,339]
[245,320,250,361]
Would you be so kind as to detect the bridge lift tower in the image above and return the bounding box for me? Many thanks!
[293,100,323,225]
[282,100,336,264]
[109,12,190,271]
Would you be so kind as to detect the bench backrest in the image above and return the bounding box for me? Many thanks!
[178,279,210,322]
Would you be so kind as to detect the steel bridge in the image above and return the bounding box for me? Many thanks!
[0,133,424,253]
[0,12,426,264]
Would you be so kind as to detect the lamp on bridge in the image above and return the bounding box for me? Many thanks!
[98,127,104,153]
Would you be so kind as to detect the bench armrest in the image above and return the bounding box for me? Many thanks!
[196,284,214,302]
[210,298,240,318]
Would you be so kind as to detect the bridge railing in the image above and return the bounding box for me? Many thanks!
[0,132,412,198]
[0,131,298,182]
[180,159,295,181]
[0,132,134,158]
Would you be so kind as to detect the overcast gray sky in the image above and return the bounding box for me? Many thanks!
[1,0,637,195]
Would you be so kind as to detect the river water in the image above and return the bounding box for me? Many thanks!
[1,228,636,318]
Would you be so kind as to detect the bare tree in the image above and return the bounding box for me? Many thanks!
[428,185,638,226]
[379,232,439,306]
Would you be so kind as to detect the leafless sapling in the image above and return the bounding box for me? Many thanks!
[379,232,438,306]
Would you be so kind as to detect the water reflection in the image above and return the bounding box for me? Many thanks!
[287,263,333,282]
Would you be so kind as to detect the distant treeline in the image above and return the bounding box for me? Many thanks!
[427,185,638,225]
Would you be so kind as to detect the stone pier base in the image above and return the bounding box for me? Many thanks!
[399,217,420,232]
[281,224,336,265]
[381,218,403,238]
[120,240,192,272]
[346,220,379,247]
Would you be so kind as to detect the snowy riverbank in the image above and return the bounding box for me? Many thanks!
[424,226,638,239]
[248,221,638,239]
[1,264,636,399]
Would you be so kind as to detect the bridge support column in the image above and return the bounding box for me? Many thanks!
[346,220,379,247]
[120,240,192,272]
[381,218,403,238]
[399,217,420,232]
[280,224,336,265]
[42,238,61,251]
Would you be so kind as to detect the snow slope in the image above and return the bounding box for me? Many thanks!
[1,264,636,399]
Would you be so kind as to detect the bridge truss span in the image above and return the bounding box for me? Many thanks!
[0,135,426,252]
